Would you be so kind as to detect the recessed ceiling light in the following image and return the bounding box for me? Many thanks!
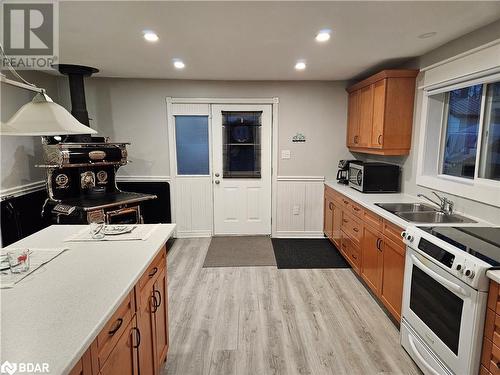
[315,29,332,42]
[418,32,437,39]
[173,59,185,69]
[143,31,159,42]
[295,61,306,71]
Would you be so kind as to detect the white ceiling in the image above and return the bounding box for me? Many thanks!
[58,1,500,80]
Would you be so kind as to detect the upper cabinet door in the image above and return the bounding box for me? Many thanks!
[358,85,374,148]
[347,90,360,147]
[371,80,386,149]
[345,70,418,155]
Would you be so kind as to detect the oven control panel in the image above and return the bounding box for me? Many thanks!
[402,228,490,291]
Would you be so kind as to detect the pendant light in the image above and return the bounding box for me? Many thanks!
[0,46,97,136]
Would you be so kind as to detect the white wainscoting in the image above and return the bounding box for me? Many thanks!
[0,180,46,200]
[274,176,325,238]
[174,177,213,238]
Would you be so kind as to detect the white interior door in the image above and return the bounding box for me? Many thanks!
[212,104,272,235]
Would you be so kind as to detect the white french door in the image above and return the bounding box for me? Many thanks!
[211,104,272,235]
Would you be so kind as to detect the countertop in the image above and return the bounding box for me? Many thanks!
[0,224,176,375]
[324,178,492,229]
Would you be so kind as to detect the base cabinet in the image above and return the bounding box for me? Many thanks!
[380,237,405,321]
[69,246,168,375]
[324,184,406,322]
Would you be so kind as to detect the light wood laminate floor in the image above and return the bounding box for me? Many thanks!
[163,238,421,375]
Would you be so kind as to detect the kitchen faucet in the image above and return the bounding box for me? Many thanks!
[417,191,454,215]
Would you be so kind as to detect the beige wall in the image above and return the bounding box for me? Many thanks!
[0,71,60,191]
[57,78,351,178]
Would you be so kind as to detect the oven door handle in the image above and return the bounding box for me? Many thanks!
[407,335,441,375]
[410,254,469,298]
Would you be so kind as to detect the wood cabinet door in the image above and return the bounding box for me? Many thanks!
[323,196,334,240]
[380,237,405,322]
[332,203,342,248]
[99,319,139,375]
[137,285,157,375]
[358,85,374,147]
[371,79,386,148]
[347,90,360,147]
[361,225,383,295]
[153,268,169,366]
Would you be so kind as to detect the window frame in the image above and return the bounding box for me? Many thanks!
[417,73,500,207]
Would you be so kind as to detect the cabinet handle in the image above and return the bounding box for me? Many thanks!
[353,207,360,212]
[376,238,382,251]
[354,135,359,144]
[329,202,333,210]
[343,219,348,223]
[108,318,123,336]
[148,267,158,278]
[353,227,359,233]
[343,199,349,205]
[154,289,162,308]
[132,327,141,349]
[151,294,159,313]
[378,134,382,145]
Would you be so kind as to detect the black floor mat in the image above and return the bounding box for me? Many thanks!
[271,238,351,269]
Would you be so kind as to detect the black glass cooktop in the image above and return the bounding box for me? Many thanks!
[420,227,500,266]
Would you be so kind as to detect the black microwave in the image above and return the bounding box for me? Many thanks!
[348,162,400,193]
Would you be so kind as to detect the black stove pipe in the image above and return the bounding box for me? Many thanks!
[52,64,99,142]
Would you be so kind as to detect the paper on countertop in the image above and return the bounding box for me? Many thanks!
[0,247,69,289]
[64,224,160,242]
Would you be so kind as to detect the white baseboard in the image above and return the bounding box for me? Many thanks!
[175,230,212,238]
[273,231,325,239]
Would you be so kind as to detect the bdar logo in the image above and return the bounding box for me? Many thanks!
[0,361,17,375]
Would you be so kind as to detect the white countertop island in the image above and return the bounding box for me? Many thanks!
[0,224,175,375]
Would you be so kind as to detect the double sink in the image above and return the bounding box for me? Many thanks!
[375,203,477,224]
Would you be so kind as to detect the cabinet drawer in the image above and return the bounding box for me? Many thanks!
[383,221,404,246]
[488,282,500,312]
[339,196,351,210]
[363,209,383,231]
[484,308,500,348]
[348,200,363,219]
[138,248,166,291]
[341,232,360,273]
[341,212,362,245]
[96,291,135,368]
[490,339,500,375]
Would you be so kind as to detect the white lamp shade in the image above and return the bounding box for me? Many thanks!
[1,92,97,136]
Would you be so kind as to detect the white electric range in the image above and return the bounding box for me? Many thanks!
[400,225,500,375]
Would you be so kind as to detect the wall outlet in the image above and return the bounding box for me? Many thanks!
[292,205,300,215]
[281,150,291,159]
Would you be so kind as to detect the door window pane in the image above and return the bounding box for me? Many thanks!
[410,266,463,355]
[441,84,483,179]
[479,82,500,181]
[222,111,262,178]
[175,116,209,175]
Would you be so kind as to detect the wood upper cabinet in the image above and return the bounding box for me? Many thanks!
[347,90,360,147]
[380,236,406,321]
[346,69,418,155]
[358,85,374,148]
[361,225,383,295]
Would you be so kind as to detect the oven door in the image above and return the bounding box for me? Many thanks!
[348,165,363,191]
[401,248,486,375]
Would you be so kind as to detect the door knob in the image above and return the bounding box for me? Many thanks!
[215,180,220,184]
[215,173,220,177]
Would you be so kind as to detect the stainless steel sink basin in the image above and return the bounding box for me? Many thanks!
[395,211,477,224]
[375,203,437,214]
